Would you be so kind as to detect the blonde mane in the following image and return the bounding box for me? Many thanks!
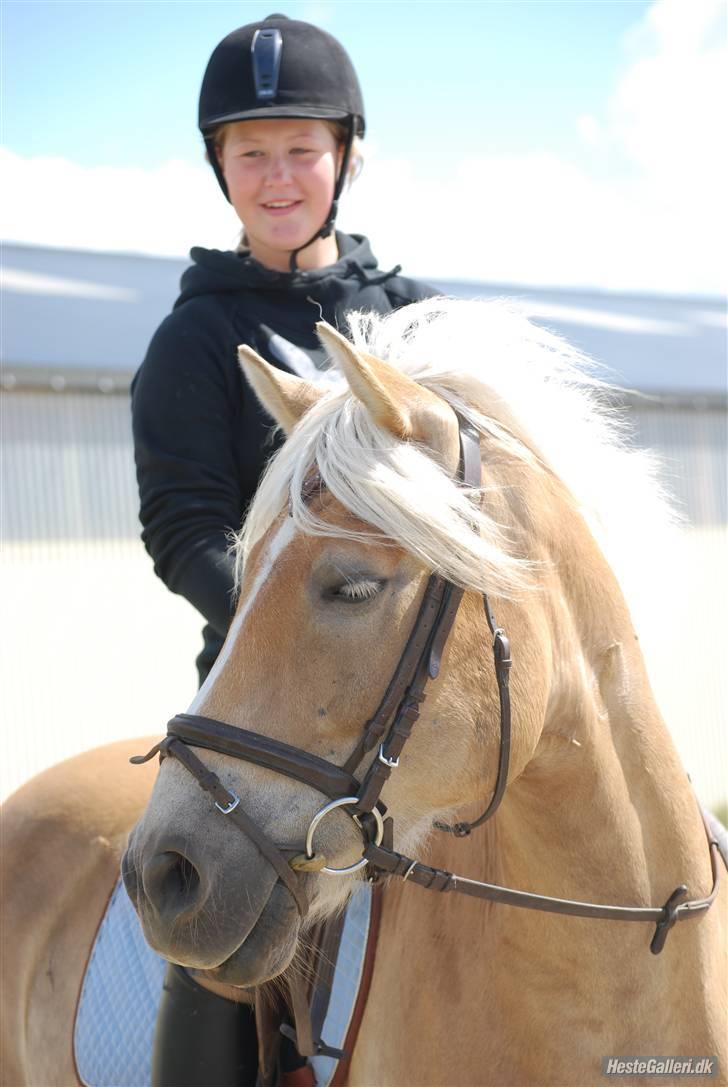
[235,298,672,606]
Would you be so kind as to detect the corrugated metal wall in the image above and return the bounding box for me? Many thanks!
[1,387,202,800]
[629,400,727,526]
[5,388,725,540]
[4,388,139,541]
[2,386,726,807]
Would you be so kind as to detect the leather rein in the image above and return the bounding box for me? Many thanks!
[132,421,722,960]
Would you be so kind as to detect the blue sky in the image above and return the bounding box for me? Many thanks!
[4,1,650,167]
[2,1,726,292]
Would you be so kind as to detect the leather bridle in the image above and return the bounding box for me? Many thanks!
[132,421,722,958]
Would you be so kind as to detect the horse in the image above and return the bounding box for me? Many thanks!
[2,299,725,1087]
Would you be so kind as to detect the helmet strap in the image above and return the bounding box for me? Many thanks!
[288,118,355,273]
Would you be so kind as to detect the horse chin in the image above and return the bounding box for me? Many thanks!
[193,881,301,987]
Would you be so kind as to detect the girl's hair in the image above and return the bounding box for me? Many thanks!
[207,119,363,252]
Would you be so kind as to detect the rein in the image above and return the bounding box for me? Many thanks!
[132,421,722,983]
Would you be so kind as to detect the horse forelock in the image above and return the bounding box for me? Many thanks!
[233,297,674,614]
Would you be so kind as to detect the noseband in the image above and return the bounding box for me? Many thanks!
[132,421,722,957]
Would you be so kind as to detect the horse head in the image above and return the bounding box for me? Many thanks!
[122,307,552,985]
[123,299,720,1017]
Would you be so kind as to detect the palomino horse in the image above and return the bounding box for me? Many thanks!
[2,300,725,1086]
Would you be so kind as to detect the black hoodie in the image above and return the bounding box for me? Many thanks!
[131,233,435,679]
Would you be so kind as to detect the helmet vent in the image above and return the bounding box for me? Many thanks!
[251,28,283,101]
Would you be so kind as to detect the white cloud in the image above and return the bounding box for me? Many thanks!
[609,0,726,202]
[1,0,725,294]
[576,114,602,148]
[0,150,242,258]
[300,2,337,28]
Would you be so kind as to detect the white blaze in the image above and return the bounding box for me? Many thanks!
[188,516,298,713]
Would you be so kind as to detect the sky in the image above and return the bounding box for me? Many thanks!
[1,0,726,294]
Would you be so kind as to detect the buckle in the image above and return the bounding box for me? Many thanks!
[402,860,417,881]
[378,744,399,769]
[215,793,240,815]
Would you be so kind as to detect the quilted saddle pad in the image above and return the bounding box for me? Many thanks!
[74,879,374,1087]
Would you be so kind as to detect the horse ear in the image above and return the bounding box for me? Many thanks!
[315,322,460,470]
[238,345,323,434]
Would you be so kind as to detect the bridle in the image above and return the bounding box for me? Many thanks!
[132,421,722,964]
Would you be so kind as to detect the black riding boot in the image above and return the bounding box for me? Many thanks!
[151,964,258,1087]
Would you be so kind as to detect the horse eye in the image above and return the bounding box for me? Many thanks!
[331,578,384,604]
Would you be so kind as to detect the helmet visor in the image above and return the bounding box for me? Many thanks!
[203,104,357,133]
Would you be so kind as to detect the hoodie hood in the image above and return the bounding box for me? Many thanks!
[176,232,401,307]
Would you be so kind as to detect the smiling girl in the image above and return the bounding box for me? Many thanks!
[130,13,433,1085]
[132,13,433,689]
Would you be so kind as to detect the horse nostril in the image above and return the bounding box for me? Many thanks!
[142,851,204,922]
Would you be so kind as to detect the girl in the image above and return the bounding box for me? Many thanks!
[131,13,434,1085]
[133,13,434,687]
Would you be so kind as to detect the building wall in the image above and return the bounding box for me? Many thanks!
[1,386,726,808]
[629,399,727,525]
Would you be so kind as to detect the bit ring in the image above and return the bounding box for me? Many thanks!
[305,796,384,875]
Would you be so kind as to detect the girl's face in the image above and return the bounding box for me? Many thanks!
[218,118,343,272]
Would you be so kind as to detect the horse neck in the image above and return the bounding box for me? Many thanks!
[501,489,714,940]
[362,505,723,1077]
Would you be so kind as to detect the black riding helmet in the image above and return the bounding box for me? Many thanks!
[199,14,365,269]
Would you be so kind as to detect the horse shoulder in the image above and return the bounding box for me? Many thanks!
[1,738,158,1086]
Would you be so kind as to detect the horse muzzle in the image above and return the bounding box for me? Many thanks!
[121,816,302,984]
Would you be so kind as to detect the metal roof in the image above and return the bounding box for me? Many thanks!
[2,242,725,398]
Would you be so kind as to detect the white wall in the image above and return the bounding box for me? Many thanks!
[0,539,201,800]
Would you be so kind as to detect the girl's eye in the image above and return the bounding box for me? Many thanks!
[330,578,384,604]
[291,147,316,156]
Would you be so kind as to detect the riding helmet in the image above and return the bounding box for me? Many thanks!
[198,13,365,205]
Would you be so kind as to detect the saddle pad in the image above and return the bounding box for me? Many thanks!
[310,882,373,1087]
[74,880,166,1086]
[74,879,374,1087]
[704,805,728,870]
